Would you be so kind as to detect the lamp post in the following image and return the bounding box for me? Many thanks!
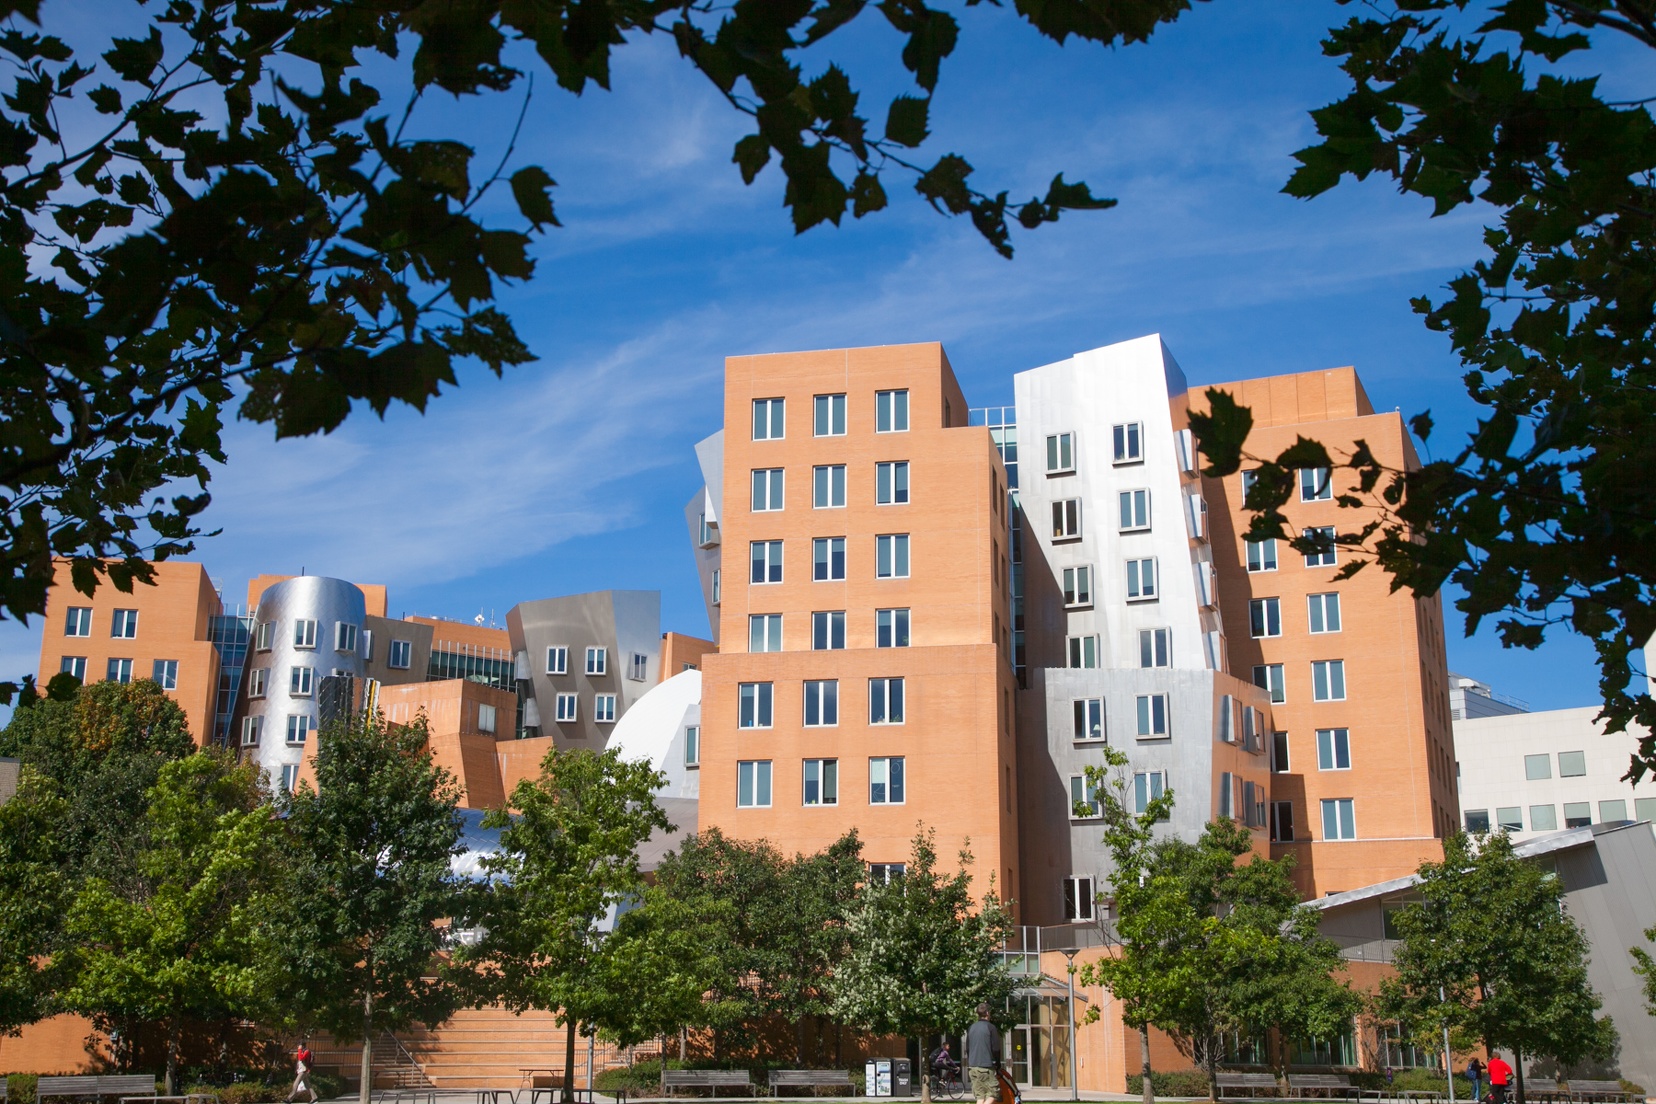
[1441,987,1455,1104]
[1061,948,1080,1102]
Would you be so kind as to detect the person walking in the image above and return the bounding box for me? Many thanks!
[1466,1058,1484,1103]
[288,1039,319,1104]
[964,1004,1002,1104]
[1486,1054,1513,1104]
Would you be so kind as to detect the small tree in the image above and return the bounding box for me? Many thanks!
[830,829,1015,1104]
[770,833,865,1064]
[1632,926,1656,1016]
[272,712,468,1104]
[1379,833,1611,1103]
[0,768,71,1035]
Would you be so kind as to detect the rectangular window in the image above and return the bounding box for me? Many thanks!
[752,539,784,583]
[814,393,846,436]
[1118,489,1151,531]
[1112,422,1142,464]
[65,607,92,636]
[1271,730,1290,773]
[1600,799,1627,822]
[594,694,617,723]
[812,610,846,650]
[1062,565,1092,607]
[875,534,910,578]
[240,715,263,748]
[752,397,785,440]
[1246,539,1278,573]
[684,725,700,767]
[803,680,839,726]
[1063,876,1095,921]
[151,659,178,690]
[1126,557,1157,600]
[1271,801,1295,842]
[1220,772,1235,819]
[1524,753,1551,780]
[332,622,357,654]
[1562,801,1592,828]
[1496,806,1524,831]
[1558,750,1587,777]
[290,619,317,649]
[386,639,411,670]
[876,608,910,648]
[698,512,717,548]
[1303,526,1337,568]
[60,656,86,680]
[1316,728,1352,771]
[1308,593,1342,634]
[287,714,313,746]
[751,468,785,511]
[1252,663,1286,704]
[869,677,905,725]
[1321,798,1357,840]
[111,608,139,639]
[106,657,133,684]
[739,682,774,728]
[1067,635,1099,669]
[1637,797,1656,822]
[1136,693,1169,738]
[1073,697,1104,742]
[712,568,721,605]
[255,621,274,651]
[868,862,906,882]
[812,536,845,581]
[1138,628,1170,668]
[1465,808,1492,833]
[279,764,299,793]
[875,461,910,505]
[586,646,607,675]
[290,665,315,696]
[1241,469,1259,498]
[1046,432,1075,474]
[1052,499,1082,540]
[869,756,906,804]
[478,704,497,734]
[629,652,648,681]
[1530,804,1558,831]
[1300,467,1332,501]
[737,760,773,807]
[1249,597,1282,638]
[361,630,374,661]
[1312,660,1347,701]
[247,668,268,698]
[1069,774,1101,818]
[804,758,839,806]
[555,693,579,722]
[875,389,909,432]
[813,464,847,508]
[1132,770,1167,813]
[748,614,783,653]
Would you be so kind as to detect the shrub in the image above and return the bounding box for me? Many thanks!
[1350,1069,1449,1094]
[1125,1069,1211,1097]
[8,1075,39,1102]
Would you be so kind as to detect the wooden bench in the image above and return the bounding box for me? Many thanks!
[767,1071,854,1097]
[1288,1074,1379,1100]
[525,1089,620,1104]
[38,1077,158,1104]
[1565,1081,1636,1103]
[1217,1073,1281,1099]
[663,1071,757,1097]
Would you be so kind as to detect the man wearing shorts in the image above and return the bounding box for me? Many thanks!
[964,1004,1002,1104]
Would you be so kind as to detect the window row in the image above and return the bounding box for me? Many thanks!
[1068,770,1169,818]
[239,713,313,748]
[250,618,366,655]
[1465,797,1656,834]
[1245,528,1338,572]
[1242,466,1334,504]
[1248,593,1343,638]
[1048,491,1159,541]
[735,756,907,807]
[1244,659,1346,704]
[750,461,915,511]
[64,655,178,689]
[1043,422,1145,475]
[1063,693,1173,740]
[1521,750,1590,780]
[63,607,140,639]
[550,691,619,724]
[1217,772,1268,828]
[1265,797,1357,843]
[1215,695,1267,753]
[540,645,648,680]
[748,609,912,652]
[749,535,912,582]
[737,678,907,728]
[752,390,910,441]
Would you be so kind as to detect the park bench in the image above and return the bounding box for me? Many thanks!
[1287,1074,1380,1101]
[663,1070,757,1097]
[37,1077,158,1104]
[1566,1081,1636,1103]
[1217,1073,1280,1099]
[768,1071,855,1096]
[525,1089,624,1104]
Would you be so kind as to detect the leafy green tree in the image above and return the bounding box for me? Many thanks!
[829,828,1014,1104]
[59,751,282,1093]
[462,747,671,1103]
[769,832,865,1064]
[0,767,72,1034]
[1632,926,1656,1016]
[1378,832,1611,1103]
[271,711,468,1104]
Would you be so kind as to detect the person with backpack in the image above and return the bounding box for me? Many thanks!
[1466,1058,1485,1103]
[288,1039,319,1104]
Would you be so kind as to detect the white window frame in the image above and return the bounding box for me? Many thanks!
[1073,697,1105,742]
[279,764,300,793]
[1303,526,1337,568]
[875,534,910,579]
[739,682,774,729]
[1249,597,1282,638]
[868,677,905,725]
[65,606,92,637]
[1246,539,1278,573]
[1132,769,1167,813]
[1321,798,1357,841]
[752,539,784,584]
[876,608,910,648]
[594,693,618,723]
[752,397,785,441]
[290,665,315,696]
[240,715,263,748]
[287,714,312,746]
[1125,557,1158,601]
[1252,663,1286,704]
[813,464,847,508]
[1300,467,1333,502]
[1316,728,1352,771]
[711,568,721,605]
[813,536,845,582]
[1063,875,1096,921]
[546,647,568,675]
[255,621,274,651]
[151,658,178,690]
[1066,634,1099,669]
[737,760,773,807]
[1271,730,1291,774]
[248,667,269,699]
[1052,498,1082,540]
[1062,565,1092,608]
[814,393,847,437]
[751,467,785,511]
[1139,627,1170,668]
[1118,488,1151,532]
[478,703,497,734]
[1308,592,1342,634]
[803,758,839,806]
[555,692,579,722]
[586,646,607,676]
[803,680,839,727]
[875,461,910,505]
[293,619,318,649]
[1136,693,1170,738]
[111,608,139,639]
[60,656,86,680]
[1112,421,1143,464]
[106,657,133,684]
[334,622,359,653]
[1045,432,1075,474]
[748,613,784,653]
[869,756,906,805]
[875,389,909,433]
[1312,659,1347,702]
[684,725,700,767]
[389,639,413,670]
[812,610,846,651]
[1271,800,1295,842]
[629,652,649,681]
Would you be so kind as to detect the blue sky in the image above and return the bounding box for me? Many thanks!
[2,1,1631,718]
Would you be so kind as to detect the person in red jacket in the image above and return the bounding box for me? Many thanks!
[1485,1054,1514,1104]
[287,1040,318,1104]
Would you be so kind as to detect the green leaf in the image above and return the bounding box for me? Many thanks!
[1186,388,1252,477]
[885,94,930,147]
[101,28,163,87]
[509,165,559,229]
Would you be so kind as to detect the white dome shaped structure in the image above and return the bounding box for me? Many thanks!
[605,668,701,799]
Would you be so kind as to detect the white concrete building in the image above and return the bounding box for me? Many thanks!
[1448,670,1529,720]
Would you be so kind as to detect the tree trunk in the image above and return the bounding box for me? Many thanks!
[359,988,376,1104]
[920,1035,932,1104]
[164,1016,181,1096]
[1514,1049,1525,1104]
[660,1035,668,1097]
[1205,1037,1219,1103]
[1141,1026,1155,1104]
[563,1018,579,1103]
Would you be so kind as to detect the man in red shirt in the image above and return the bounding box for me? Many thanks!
[1485,1055,1514,1104]
[287,1040,318,1104]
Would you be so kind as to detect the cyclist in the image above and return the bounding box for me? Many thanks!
[931,1041,961,1094]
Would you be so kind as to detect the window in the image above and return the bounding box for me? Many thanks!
[751,539,784,583]
[1558,750,1587,777]
[1303,527,1337,568]
[111,608,138,638]
[1599,798,1628,822]
[1496,806,1524,831]
[1321,798,1357,840]
[246,667,268,699]
[240,715,263,748]
[1136,693,1169,737]
[875,534,910,578]
[752,397,785,440]
[698,512,717,547]
[1524,753,1551,780]
[1046,433,1075,474]
[1139,628,1171,668]
[1300,467,1332,501]
[814,393,846,436]
[291,619,317,648]
[1530,804,1558,831]
[1316,728,1351,771]
[813,464,847,508]
[804,680,839,726]
[1464,808,1491,833]
[876,608,910,648]
[279,765,300,793]
[1307,593,1342,633]
[751,468,785,511]
[60,655,86,681]
[684,726,700,767]
[811,610,846,650]
[255,621,274,651]
[1069,774,1101,818]
[287,715,313,745]
[1636,797,1656,822]
[1271,730,1290,773]
[875,389,909,432]
[1132,770,1167,813]
[1562,801,1592,828]
[290,665,314,696]
[1271,801,1295,842]
[555,693,579,722]
[1063,876,1095,921]
[1118,489,1151,531]
[1112,422,1142,463]
[1219,695,1236,743]
[1252,663,1286,704]
[868,862,906,882]
[1220,772,1235,819]
[586,646,607,675]
[737,760,773,807]
[739,682,774,728]
[1246,539,1277,573]
[1067,635,1099,669]
[594,694,617,723]
[804,759,839,805]
[813,537,845,581]
[361,630,374,661]
[749,614,783,653]
[869,677,905,724]
[106,657,133,684]
[478,704,497,734]
[629,652,649,681]
[1249,597,1282,638]
[65,607,92,636]
[389,639,412,670]
[875,461,910,505]
[152,659,178,690]
[712,568,721,605]
[1052,499,1082,540]
[1073,697,1104,742]
[1062,565,1092,607]
[1126,557,1157,600]
[1241,469,1259,497]
[1312,660,1346,701]
[869,757,906,804]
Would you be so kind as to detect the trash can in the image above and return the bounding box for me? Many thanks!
[866,1060,893,1097]
[892,1059,913,1097]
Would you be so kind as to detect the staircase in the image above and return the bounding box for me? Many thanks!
[311,1030,435,1090]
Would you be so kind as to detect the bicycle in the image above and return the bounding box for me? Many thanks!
[930,1067,965,1100]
